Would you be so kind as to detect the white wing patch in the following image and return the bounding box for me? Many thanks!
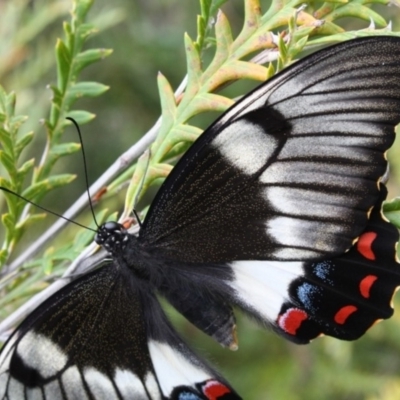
[213,119,278,175]
[84,367,118,399]
[149,340,211,397]
[144,372,163,400]
[113,369,161,400]
[265,186,356,219]
[7,378,24,398]
[259,161,372,188]
[266,216,344,258]
[229,260,303,321]
[114,369,146,399]
[17,331,68,377]
[44,380,67,399]
[62,366,89,399]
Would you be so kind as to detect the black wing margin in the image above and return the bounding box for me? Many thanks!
[140,36,400,264]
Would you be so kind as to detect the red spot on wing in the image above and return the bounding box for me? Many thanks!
[357,232,377,260]
[278,308,308,335]
[203,380,231,400]
[359,275,378,298]
[334,305,357,324]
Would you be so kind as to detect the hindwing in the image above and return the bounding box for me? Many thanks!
[0,265,240,399]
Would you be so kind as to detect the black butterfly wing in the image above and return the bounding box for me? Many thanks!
[227,184,400,343]
[0,264,241,399]
[140,36,400,263]
[138,36,400,344]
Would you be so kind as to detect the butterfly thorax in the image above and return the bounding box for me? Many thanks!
[95,221,155,280]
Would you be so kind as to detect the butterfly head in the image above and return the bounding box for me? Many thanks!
[95,221,129,254]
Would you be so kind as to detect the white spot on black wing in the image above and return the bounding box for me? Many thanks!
[61,366,88,399]
[213,119,278,175]
[84,367,118,399]
[114,369,149,399]
[16,332,68,378]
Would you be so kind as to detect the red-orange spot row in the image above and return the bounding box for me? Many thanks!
[357,232,377,260]
[334,305,357,324]
[203,380,231,400]
[359,275,378,298]
[278,308,308,335]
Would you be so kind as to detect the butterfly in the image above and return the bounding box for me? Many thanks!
[1,35,400,399]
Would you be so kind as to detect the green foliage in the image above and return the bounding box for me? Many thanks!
[0,0,113,285]
[1,0,400,399]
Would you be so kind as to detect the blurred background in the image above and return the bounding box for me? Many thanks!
[2,0,400,399]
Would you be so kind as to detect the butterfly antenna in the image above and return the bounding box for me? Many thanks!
[0,186,97,233]
[66,117,100,229]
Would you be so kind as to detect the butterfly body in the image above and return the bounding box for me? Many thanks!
[2,36,400,399]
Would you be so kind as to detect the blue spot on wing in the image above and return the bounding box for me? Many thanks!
[177,393,202,400]
[297,282,322,311]
[312,261,334,285]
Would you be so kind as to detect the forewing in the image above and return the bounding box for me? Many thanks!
[140,36,400,263]
[0,265,241,399]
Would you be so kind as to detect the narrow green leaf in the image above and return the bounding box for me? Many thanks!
[22,174,76,200]
[0,128,14,156]
[15,132,34,158]
[10,115,28,131]
[17,159,35,182]
[0,249,8,267]
[170,124,203,144]
[208,60,268,92]
[233,0,262,54]
[0,151,16,178]
[183,34,203,97]
[72,0,94,26]
[67,110,96,124]
[67,82,109,100]
[200,0,212,19]
[195,14,206,52]
[314,21,345,36]
[4,92,16,118]
[0,86,7,111]
[0,181,20,218]
[16,213,47,231]
[202,10,233,82]
[210,0,230,15]
[124,151,152,210]
[43,247,55,275]
[0,177,12,190]
[2,213,15,237]
[76,23,97,44]
[157,73,177,136]
[325,4,387,27]
[49,84,63,105]
[55,39,72,91]
[180,93,233,121]
[74,48,113,72]
[50,142,81,156]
